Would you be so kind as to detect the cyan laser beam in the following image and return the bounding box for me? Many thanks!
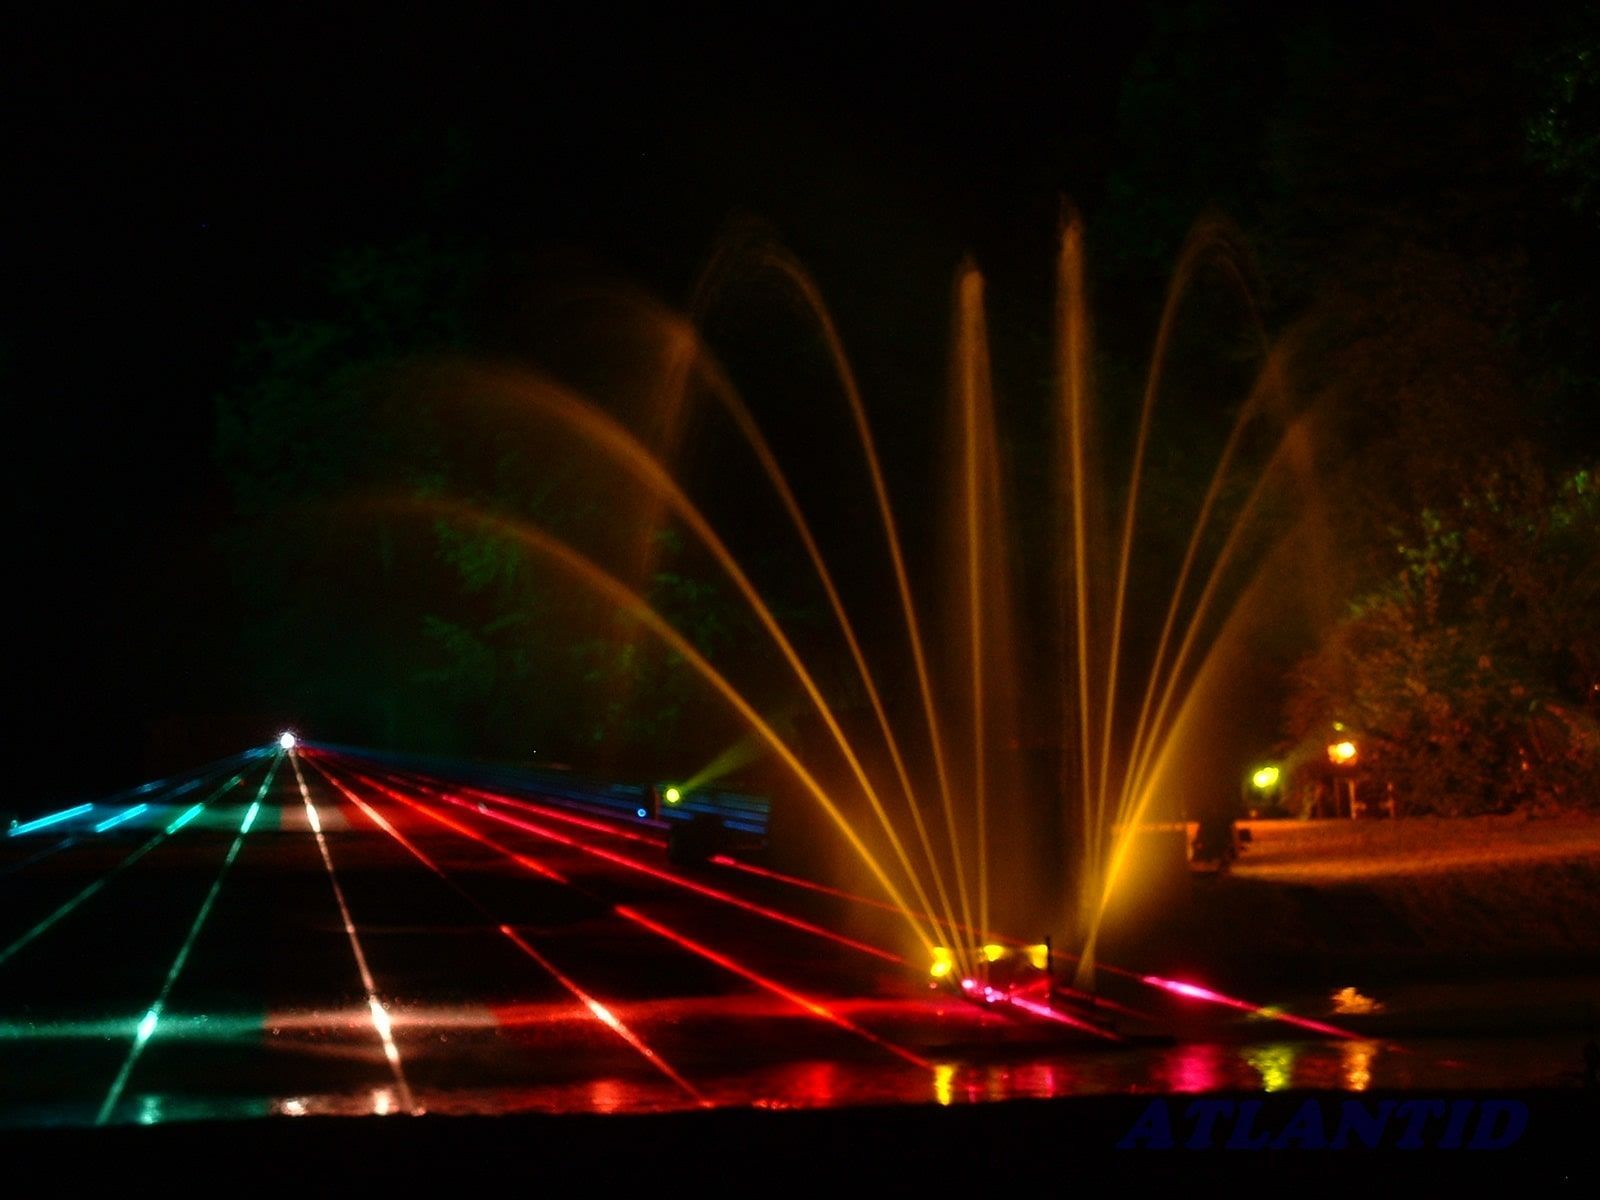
[0,766,258,969]
[8,805,93,837]
[93,805,148,833]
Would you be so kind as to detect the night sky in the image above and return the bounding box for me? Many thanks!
[9,5,1592,801]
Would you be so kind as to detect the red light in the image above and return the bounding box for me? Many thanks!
[423,776,668,848]
[355,767,906,966]
[615,906,929,1069]
[309,759,706,1104]
[1141,974,1356,1038]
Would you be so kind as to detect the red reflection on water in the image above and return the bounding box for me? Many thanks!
[1167,1042,1227,1092]
[589,1078,626,1114]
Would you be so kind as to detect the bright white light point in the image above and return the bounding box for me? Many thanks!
[368,997,393,1040]
[586,999,622,1032]
[136,1009,159,1045]
[278,731,297,751]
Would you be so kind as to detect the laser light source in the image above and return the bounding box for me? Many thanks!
[278,731,297,751]
[663,786,682,805]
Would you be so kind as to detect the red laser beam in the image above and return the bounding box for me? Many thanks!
[1140,974,1357,1039]
[331,767,571,884]
[957,977,1121,1041]
[614,905,930,1069]
[708,853,1011,946]
[320,757,930,1071]
[311,761,707,1105]
[497,922,709,1104]
[443,782,668,847]
[323,753,1358,1044]
[348,764,907,966]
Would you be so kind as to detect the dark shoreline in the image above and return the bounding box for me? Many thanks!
[9,1089,1596,1186]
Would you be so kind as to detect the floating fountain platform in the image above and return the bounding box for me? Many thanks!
[947,957,1133,1043]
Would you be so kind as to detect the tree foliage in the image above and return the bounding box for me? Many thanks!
[1286,452,1600,814]
[1528,9,1600,223]
[215,240,748,766]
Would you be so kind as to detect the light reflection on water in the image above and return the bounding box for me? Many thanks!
[1342,1040,1376,1091]
[2,1033,1583,1127]
[1244,1044,1296,1092]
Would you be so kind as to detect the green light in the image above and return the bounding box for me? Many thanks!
[663,786,682,805]
[166,803,205,834]
[97,759,278,1125]
[1250,764,1281,791]
[240,801,261,834]
[0,769,253,968]
[0,1013,262,1041]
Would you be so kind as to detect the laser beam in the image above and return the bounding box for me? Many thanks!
[615,905,929,1068]
[1140,974,1357,1039]
[0,837,77,880]
[354,767,906,966]
[309,760,707,1104]
[93,805,148,833]
[0,769,254,968]
[291,755,417,1113]
[96,758,280,1123]
[390,772,667,848]
[319,759,927,1072]
[8,804,92,837]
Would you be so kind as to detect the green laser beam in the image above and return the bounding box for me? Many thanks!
[95,756,281,1125]
[0,1012,264,1042]
[0,766,260,969]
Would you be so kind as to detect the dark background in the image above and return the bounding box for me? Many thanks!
[8,3,1596,802]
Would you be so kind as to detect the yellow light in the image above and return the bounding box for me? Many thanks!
[981,943,1006,963]
[929,947,955,979]
[1327,740,1358,766]
[1024,944,1049,971]
[1250,764,1280,791]
[663,787,682,805]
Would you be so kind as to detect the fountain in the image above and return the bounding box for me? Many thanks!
[384,208,1325,996]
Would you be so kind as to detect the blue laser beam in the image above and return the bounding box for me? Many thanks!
[0,837,77,880]
[93,805,148,833]
[8,805,93,837]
